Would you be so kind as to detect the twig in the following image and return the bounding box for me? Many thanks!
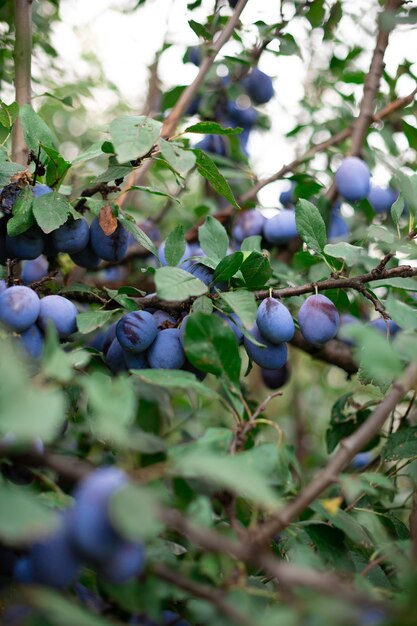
[12,0,33,165]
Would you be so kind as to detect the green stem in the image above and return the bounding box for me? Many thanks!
[12,0,33,165]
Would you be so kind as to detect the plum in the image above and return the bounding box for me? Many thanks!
[328,211,349,242]
[0,279,6,293]
[90,217,129,263]
[153,310,176,329]
[186,45,201,66]
[335,157,371,202]
[242,67,274,105]
[147,328,185,369]
[298,294,340,344]
[69,467,127,561]
[71,242,100,269]
[261,364,290,390]
[99,540,145,583]
[19,324,44,359]
[162,611,191,626]
[0,286,40,332]
[123,349,148,370]
[32,183,52,198]
[350,452,372,470]
[337,313,360,346]
[106,338,128,373]
[6,225,44,260]
[13,557,35,583]
[21,255,49,285]
[37,295,78,338]
[279,182,295,208]
[51,217,90,254]
[256,297,295,343]
[244,324,288,369]
[158,240,191,266]
[263,209,298,245]
[370,318,400,337]
[195,134,228,157]
[232,209,265,244]
[367,186,399,214]
[216,312,243,343]
[181,260,213,285]
[116,311,157,353]
[227,101,258,129]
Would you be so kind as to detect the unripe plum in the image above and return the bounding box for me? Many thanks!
[0,286,40,332]
[147,328,185,369]
[37,295,78,338]
[298,294,340,344]
[116,311,157,353]
[51,217,90,254]
[21,255,49,285]
[367,186,398,214]
[263,210,298,245]
[232,209,265,243]
[261,364,290,389]
[256,297,294,343]
[244,324,288,369]
[242,67,274,105]
[20,324,44,359]
[335,157,371,202]
[6,226,44,260]
[90,217,129,263]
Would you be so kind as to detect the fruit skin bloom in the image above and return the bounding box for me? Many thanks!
[298,294,340,345]
[256,297,295,344]
[335,156,371,202]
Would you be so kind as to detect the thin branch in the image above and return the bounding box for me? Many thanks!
[249,362,417,547]
[12,0,33,165]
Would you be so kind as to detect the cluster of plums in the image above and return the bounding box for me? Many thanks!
[0,284,78,358]
[13,467,144,587]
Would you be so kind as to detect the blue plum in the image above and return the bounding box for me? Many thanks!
[69,467,127,562]
[116,311,157,353]
[100,322,117,354]
[298,294,340,344]
[106,338,128,373]
[51,217,90,254]
[244,324,288,369]
[279,182,295,208]
[162,611,190,626]
[368,186,399,214]
[328,211,349,242]
[256,297,295,343]
[181,260,213,285]
[19,324,44,359]
[32,183,52,198]
[158,240,191,266]
[99,540,145,583]
[335,157,371,202]
[123,349,148,370]
[227,101,258,129]
[21,255,49,285]
[37,295,78,338]
[186,45,201,66]
[0,279,6,293]
[370,318,400,337]
[71,242,100,269]
[0,286,40,332]
[261,364,290,390]
[13,557,35,583]
[350,452,372,470]
[232,209,265,244]
[242,67,274,105]
[216,312,243,343]
[337,313,360,346]
[28,521,81,588]
[147,328,185,369]
[6,226,44,260]
[153,310,177,329]
[90,217,129,263]
[195,134,228,157]
[263,210,298,245]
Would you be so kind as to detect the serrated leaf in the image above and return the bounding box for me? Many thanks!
[41,144,71,189]
[198,215,229,261]
[381,426,417,461]
[185,121,242,136]
[324,242,364,265]
[212,251,243,282]
[7,186,34,236]
[240,250,272,288]
[193,149,239,209]
[159,138,196,175]
[295,199,327,255]
[164,225,186,266]
[77,310,121,334]
[32,191,79,233]
[109,115,162,164]
[191,295,213,314]
[72,141,106,166]
[155,266,208,301]
[119,215,158,259]
[0,100,19,128]
[20,104,55,151]
[240,235,262,252]
[220,290,257,330]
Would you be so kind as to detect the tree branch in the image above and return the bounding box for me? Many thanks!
[12,0,33,165]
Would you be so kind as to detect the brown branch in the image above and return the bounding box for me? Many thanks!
[153,564,254,626]
[12,0,33,165]
[249,362,417,547]
[290,332,357,375]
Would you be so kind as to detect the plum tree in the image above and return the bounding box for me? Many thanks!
[335,156,371,202]
[298,294,340,344]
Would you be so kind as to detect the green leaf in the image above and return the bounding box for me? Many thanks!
[198,215,229,261]
[42,144,71,188]
[159,138,196,175]
[240,250,272,288]
[240,235,262,252]
[132,368,215,398]
[6,186,34,236]
[391,195,405,226]
[403,120,417,150]
[32,191,79,233]
[212,251,243,283]
[155,266,208,301]
[385,293,417,331]
[220,290,257,330]
[127,185,181,203]
[42,326,91,384]
[193,149,239,209]
[110,484,165,541]
[381,426,417,461]
[393,171,417,214]
[77,309,121,334]
[185,121,243,136]
[164,224,186,266]
[25,587,114,626]
[119,215,159,259]
[306,0,325,27]
[191,295,213,314]
[326,393,374,453]
[183,312,241,383]
[295,199,327,256]
[0,160,25,187]
[0,100,19,128]
[109,115,162,164]
[0,483,57,545]
[324,242,364,265]
[72,141,106,166]
[188,18,211,40]
[20,104,55,151]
